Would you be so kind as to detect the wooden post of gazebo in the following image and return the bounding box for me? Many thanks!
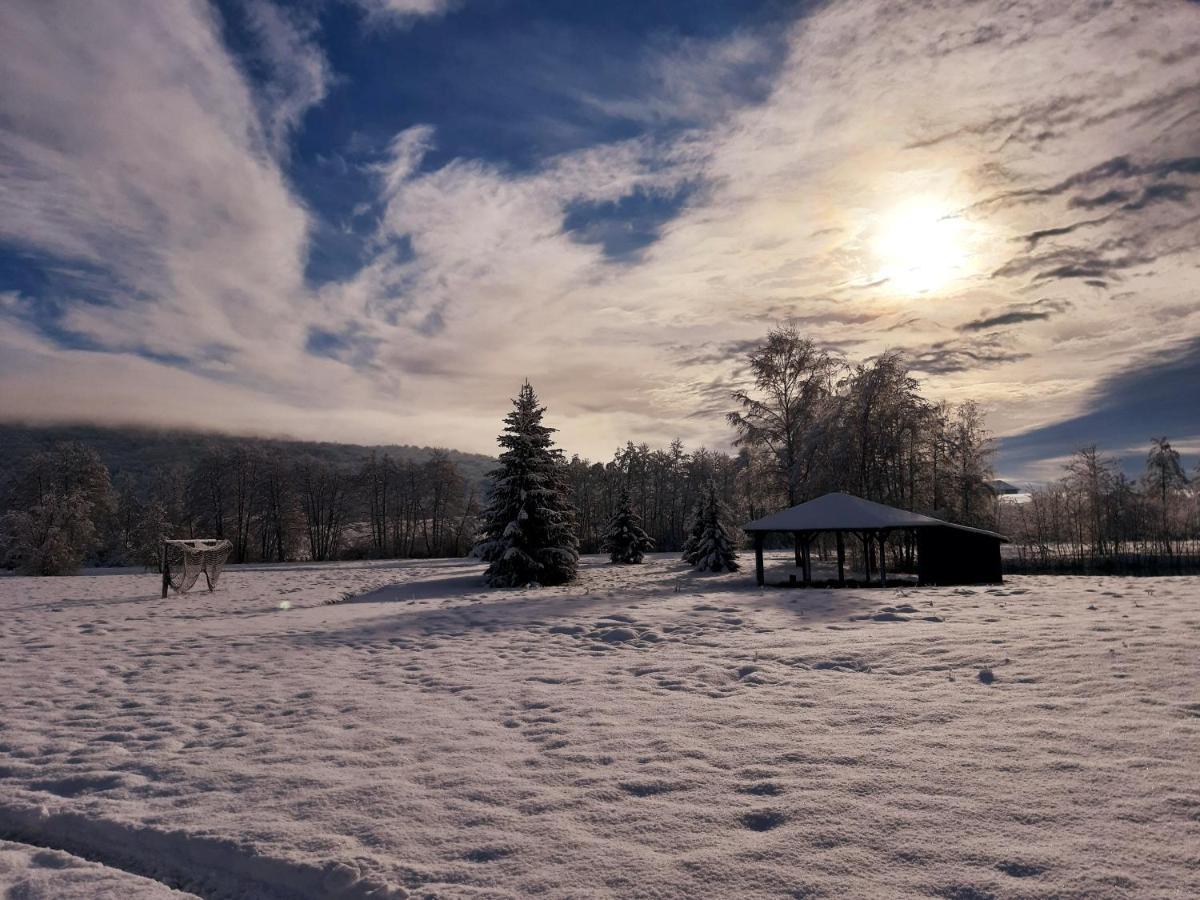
[754,532,765,587]
[878,531,888,587]
[836,532,846,585]
[801,535,812,586]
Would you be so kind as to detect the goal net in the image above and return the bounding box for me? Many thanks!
[161,539,233,596]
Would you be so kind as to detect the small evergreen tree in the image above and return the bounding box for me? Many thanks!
[600,489,654,564]
[683,482,740,572]
[474,382,579,586]
[681,497,705,564]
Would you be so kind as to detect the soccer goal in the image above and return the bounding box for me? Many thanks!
[160,539,233,598]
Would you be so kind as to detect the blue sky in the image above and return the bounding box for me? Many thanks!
[1,0,1198,481]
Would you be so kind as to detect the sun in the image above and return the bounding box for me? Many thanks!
[871,199,969,295]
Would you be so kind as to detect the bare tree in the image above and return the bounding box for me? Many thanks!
[227,443,260,563]
[1065,446,1119,556]
[945,401,994,528]
[187,446,228,539]
[296,458,350,561]
[728,326,841,506]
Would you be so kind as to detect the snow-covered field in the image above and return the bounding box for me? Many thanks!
[1,554,1197,899]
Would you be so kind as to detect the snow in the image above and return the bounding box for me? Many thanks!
[0,839,191,898]
[1,555,1198,899]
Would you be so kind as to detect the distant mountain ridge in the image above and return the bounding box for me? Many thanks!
[0,423,496,489]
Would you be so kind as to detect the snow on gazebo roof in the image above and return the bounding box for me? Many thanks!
[742,492,1006,540]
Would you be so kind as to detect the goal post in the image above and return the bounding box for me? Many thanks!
[160,539,234,598]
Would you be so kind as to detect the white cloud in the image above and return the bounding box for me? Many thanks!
[0,0,309,368]
[352,0,461,27]
[245,0,332,156]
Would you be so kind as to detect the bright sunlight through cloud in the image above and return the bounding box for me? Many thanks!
[872,199,971,295]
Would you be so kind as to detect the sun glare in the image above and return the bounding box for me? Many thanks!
[871,200,969,295]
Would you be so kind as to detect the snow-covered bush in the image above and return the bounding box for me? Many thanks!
[1,442,115,575]
[1,491,99,575]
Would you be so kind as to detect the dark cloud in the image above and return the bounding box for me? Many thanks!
[670,322,870,369]
[678,376,743,420]
[1069,189,1131,210]
[980,146,1200,292]
[1035,264,1111,281]
[786,312,880,329]
[904,93,1090,151]
[1021,217,1110,248]
[1120,181,1192,211]
[670,337,762,368]
[908,335,1030,375]
[958,299,1071,333]
[883,315,924,333]
[979,154,1200,217]
[992,244,1159,283]
[909,80,1199,158]
[1078,81,1200,131]
[997,335,1200,476]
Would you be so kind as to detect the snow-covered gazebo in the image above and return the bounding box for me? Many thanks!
[742,492,1006,587]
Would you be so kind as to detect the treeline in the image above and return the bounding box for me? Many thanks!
[1,327,1001,575]
[566,443,745,554]
[727,333,994,529]
[0,441,480,574]
[563,329,995,555]
[1001,439,1200,574]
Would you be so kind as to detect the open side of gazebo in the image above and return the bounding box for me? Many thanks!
[743,492,1007,588]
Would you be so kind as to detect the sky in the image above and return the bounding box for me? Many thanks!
[1,0,1198,482]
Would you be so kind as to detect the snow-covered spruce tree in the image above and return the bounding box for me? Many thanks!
[600,489,654,564]
[474,382,579,587]
[680,497,705,565]
[684,483,740,572]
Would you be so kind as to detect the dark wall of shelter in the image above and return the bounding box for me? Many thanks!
[917,527,1002,585]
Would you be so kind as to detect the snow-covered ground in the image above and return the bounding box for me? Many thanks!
[1,554,1197,899]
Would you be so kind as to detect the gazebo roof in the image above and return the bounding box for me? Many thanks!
[742,492,1006,541]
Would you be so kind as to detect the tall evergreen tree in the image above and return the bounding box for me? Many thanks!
[600,489,654,564]
[683,482,740,572]
[475,382,579,586]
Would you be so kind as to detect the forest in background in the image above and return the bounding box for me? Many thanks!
[1000,440,1200,574]
[0,329,995,574]
[0,432,487,573]
[1,327,1196,576]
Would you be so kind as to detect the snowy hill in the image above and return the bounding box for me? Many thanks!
[0,423,495,490]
